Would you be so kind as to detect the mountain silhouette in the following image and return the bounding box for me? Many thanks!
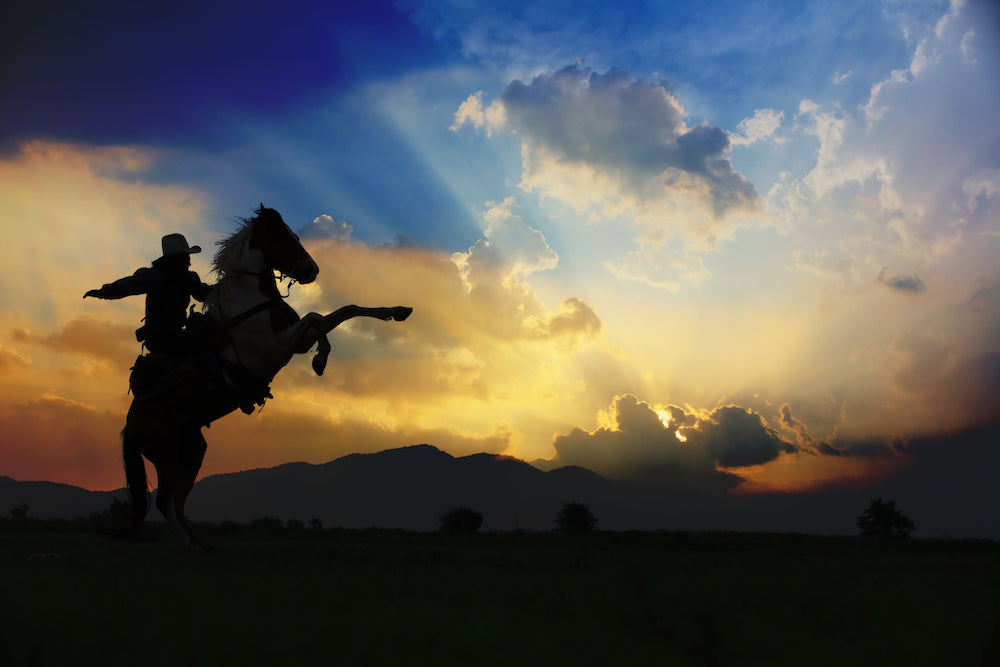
[0,476,120,519]
[187,444,635,531]
[5,426,1000,537]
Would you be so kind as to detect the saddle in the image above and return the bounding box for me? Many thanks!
[129,313,273,416]
[128,352,195,403]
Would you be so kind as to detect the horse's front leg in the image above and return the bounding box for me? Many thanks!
[279,314,332,376]
[320,305,412,331]
[313,334,330,376]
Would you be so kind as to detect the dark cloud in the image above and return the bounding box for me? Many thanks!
[530,297,602,341]
[779,404,853,457]
[496,65,759,220]
[878,267,926,293]
[549,394,801,486]
[701,406,798,467]
[779,403,812,444]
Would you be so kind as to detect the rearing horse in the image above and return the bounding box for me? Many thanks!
[121,205,411,549]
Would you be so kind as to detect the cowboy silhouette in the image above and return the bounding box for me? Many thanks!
[84,233,212,354]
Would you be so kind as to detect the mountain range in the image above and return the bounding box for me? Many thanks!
[4,433,999,537]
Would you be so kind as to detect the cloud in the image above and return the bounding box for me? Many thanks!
[12,317,137,370]
[878,268,926,294]
[529,297,602,341]
[0,394,125,490]
[0,343,31,373]
[832,70,852,85]
[299,214,352,242]
[0,141,208,326]
[451,197,558,289]
[604,245,710,291]
[260,198,619,467]
[449,90,505,134]
[455,65,762,287]
[729,108,784,147]
[548,394,800,485]
[779,0,1000,289]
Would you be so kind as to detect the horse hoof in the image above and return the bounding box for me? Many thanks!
[311,355,327,376]
[393,307,412,321]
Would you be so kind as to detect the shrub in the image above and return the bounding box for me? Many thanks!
[439,506,484,534]
[249,516,284,531]
[89,496,133,525]
[9,502,29,521]
[555,501,597,535]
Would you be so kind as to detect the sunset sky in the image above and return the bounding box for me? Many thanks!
[1,0,998,517]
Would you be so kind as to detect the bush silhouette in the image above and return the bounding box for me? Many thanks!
[556,501,597,535]
[857,497,915,539]
[439,506,484,534]
[89,496,133,525]
[249,516,284,531]
[9,502,29,521]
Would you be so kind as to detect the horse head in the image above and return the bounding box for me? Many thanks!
[248,204,319,284]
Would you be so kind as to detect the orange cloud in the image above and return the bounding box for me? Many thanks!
[0,343,31,373]
[12,317,137,370]
[0,394,126,490]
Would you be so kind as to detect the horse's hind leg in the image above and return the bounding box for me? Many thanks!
[154,462,174,522]
[174,429,210,552]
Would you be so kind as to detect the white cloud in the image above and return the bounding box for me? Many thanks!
[605,246,710,291]
[833,70,853,85]
[729,108,785,146]
[779,0,999,286]
[457,65,762,288]
[451,90,487,132]
[301,214,352,242]
[451,197,558,289]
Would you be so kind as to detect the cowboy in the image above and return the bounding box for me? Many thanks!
[84,233,213,355]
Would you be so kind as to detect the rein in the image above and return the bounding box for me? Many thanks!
[211,270,283,374]
[223,298,284,331]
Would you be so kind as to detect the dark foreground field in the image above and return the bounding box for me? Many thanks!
[2,521,998,666]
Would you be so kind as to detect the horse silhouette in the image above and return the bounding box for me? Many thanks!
[120,205,411,549]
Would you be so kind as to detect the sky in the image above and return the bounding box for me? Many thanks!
[1,0,998,532]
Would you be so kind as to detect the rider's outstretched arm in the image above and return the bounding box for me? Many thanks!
[83,267,158,300]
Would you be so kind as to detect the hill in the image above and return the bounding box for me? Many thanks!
[5,429,1000,537]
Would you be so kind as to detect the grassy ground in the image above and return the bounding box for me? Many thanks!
[2,520,998,666]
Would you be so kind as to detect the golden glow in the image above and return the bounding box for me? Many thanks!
[724,451,907,495]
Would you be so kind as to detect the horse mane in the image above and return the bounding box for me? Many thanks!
[212,216,256,278]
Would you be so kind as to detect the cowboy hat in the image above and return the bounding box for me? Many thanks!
[159,233,201,259]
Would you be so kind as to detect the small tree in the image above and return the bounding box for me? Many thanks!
[556,501,597,535]
[439,506,484,534]
[310,517,323,530]
[857,497,915,539]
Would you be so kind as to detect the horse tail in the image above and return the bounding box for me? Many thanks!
[121,428,149,534]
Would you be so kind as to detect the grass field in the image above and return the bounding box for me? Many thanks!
[2,520,998,666]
